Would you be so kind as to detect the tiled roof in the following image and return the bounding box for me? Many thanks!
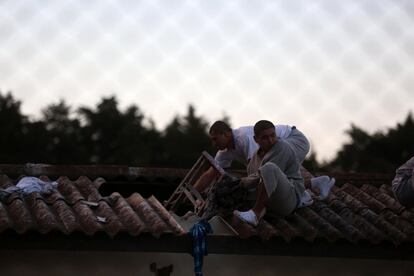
[228,183,414,245]
[0,175,185,237]
[224,168,414,247]
[1,164,413,258]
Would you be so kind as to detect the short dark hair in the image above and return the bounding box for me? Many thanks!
[209,121,232,134]
[254,120,275,136]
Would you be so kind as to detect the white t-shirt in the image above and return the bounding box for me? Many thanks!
[215,125,293,168]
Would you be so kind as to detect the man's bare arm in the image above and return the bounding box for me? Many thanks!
[193,167,220,193]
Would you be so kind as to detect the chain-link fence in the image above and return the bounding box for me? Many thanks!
[1,0,414,161]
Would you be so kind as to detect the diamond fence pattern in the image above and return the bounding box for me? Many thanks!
[1,0,414,161]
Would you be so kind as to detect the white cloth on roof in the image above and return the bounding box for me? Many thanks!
[0,176,58,198]
[16,176,58,194]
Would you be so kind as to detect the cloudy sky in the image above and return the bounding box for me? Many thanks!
[1,0,413,161]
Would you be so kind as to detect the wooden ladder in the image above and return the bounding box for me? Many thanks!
[164,151,228,216]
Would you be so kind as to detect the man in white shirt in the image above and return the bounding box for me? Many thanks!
[194,121,335,202]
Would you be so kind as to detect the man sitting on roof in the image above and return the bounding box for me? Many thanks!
[392,155,414,208]
[194,120,334,201]
[233,120,305,226]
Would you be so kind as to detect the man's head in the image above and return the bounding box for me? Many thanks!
[209,121,233,150]
[254,120,277,152]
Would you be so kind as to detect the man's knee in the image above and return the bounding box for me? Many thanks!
[260,162,282,175]
[259,162,290,196]
[259,162,287,182]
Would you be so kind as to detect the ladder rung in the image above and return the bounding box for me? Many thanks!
[164,151,230,214]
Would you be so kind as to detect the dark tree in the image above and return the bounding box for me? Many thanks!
[78,96,161,165]
[0,92,28,163]
[40,100,87,163]
[161,105,212,168]
[326,112,414,173]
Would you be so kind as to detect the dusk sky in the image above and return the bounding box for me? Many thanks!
[1,0,413,161]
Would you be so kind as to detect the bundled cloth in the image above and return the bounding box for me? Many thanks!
[189,219,212,276]
[202,175,252,220]
[0,176,58,200]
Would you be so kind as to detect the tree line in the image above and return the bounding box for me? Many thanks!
[1,91,413,173]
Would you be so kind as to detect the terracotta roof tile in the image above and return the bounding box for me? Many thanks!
[8,198,33,234]
[52,199,79,234]
[327,193,386,244]
[109,192,146,235]
[311,200,364,242]
[295,207,343,242]
[0,175,185,237]
[146,196,185,234]
[285,212,318,242]
[342,183,388,213]
[361,184,405,214]
[127,193,169,237]
[331,185,407,244]
[267,217,301,241]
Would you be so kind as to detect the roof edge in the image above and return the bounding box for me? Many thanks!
[1,230,413,260]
